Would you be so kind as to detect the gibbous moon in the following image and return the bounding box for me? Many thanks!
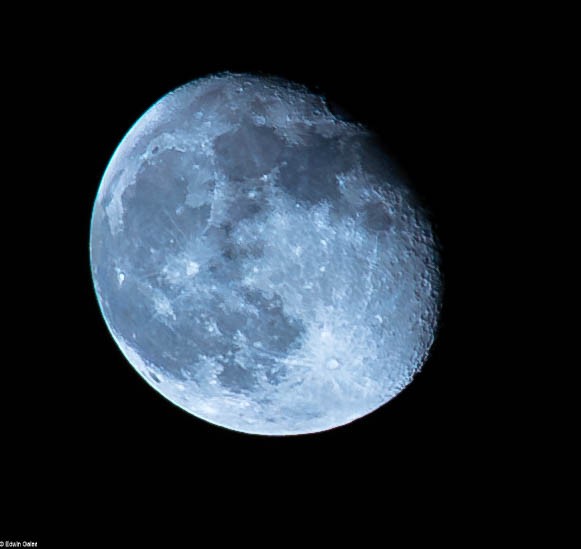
[90,73,442,435]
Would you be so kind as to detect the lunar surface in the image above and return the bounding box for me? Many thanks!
[90,73,442,435]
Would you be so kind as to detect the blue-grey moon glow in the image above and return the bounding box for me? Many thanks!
[90,73,442,435]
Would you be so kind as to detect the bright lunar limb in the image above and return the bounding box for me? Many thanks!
[90,73,442,435]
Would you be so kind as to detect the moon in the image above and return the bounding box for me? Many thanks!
[90,73,442,435]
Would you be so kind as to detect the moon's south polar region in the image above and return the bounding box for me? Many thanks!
[90,73,442,435]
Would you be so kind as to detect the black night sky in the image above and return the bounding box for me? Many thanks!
[6,17,514,541]
[77,58,467,446]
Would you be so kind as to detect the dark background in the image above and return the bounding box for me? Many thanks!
[78,55,488,476]
[6,16,510,540]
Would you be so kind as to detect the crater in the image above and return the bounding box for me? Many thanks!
[326,358,341,370]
